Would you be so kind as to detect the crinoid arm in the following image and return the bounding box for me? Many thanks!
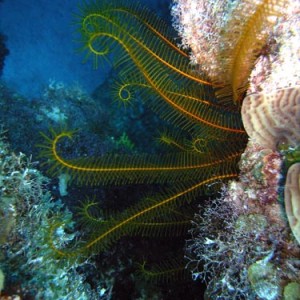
[46,172,238,258]
[38,128,242,187]
[215,0,288,103]
[77,0,246,134]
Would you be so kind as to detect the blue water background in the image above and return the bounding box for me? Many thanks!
[0,0,172,99]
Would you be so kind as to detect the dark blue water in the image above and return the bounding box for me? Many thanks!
[0,0,172,98]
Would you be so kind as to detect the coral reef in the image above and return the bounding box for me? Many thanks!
[174,0,300,299]
[241,87,300,150]
[171,0,289,101]
[239,0,300,250]
[186,141,300,300]
[171,0,231,71]
[0,129,102,299]
[247,1,300,93]
[2,0,299,298]
[0,81,101,157]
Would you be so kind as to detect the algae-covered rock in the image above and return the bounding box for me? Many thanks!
[0,196,16,245]
[235,213,267,235]
[248,259,280,300]
[283,282,300,300]
[0,269,4,292]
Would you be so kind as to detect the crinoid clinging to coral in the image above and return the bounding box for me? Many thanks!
[172,0,290,102]
[36,0,248,295]
[36,0,300,298]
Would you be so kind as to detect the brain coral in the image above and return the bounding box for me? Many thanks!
[284,162,300,244]
[241,87,300,150]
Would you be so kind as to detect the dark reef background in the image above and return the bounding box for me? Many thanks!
[0,0,174,156]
